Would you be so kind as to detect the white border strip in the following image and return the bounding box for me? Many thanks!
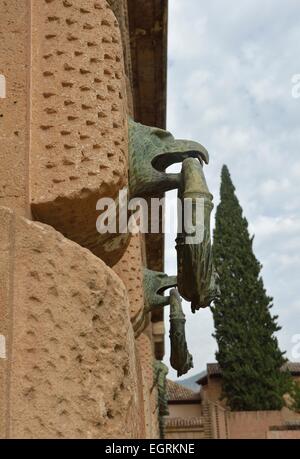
[0,335,6,359]
[0,75,6,98]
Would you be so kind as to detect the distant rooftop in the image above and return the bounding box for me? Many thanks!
[165,416,204,429]
[175,371,206,392]
[166,379,201,403]
[196,363,222,385]
[282,361,300,374]
[176,361,300,389]
[197,361,300,386]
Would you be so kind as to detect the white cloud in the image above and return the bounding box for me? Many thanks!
[165,0,300,378]
[250,215,300,239]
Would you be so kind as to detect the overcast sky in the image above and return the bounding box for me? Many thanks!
[163,0,300,380]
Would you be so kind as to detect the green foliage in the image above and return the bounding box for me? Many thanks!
[211,165,291,411]
[290,381,300,412]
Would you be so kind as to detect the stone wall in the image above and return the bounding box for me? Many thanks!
[0,0,30,216]
[267,429,300,439]
[204,402,300,439]
[0,206,145,438]
[113,233,146,329]
[227,410,280,439]
[31,0,129,265]
[201,375,300,439]
[168,403,202,419]
[137,330,160,439]
[201,377,224,407]
[227,408,300,440]
[0,0,160,439]
[165,418,205,440]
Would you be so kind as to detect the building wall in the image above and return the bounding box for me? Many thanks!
[165,427,205,440]
[207,403,300,439]
[113,233,146,327]
[137,330,160,439]
[201,377,224,406]
[199,376,300,439]
[0,206,147,438]
[168,403,202,419]
[0,0,30,216]
[208,402,229,439]
[0,0,160,439]
[202,374,300,411]
[267,430,300,439]
[227,409,294,439]
[30,0,129,266]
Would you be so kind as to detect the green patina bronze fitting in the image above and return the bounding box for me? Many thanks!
[169,288,194,377]
[132,118,219,373]
[93,118,209,266]
[154,360,169,416]
[176,157,219,312]
[154,360,169,438]
[128,117,209,198]
[144,268,177,312]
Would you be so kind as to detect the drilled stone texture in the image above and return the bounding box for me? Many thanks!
[30,0,128,263]
[137,331,160,439]
[113,233,146,332]
[106,0,132,84]
[0,0,30,215]
[0,206,145,439]
[107,0,134,114]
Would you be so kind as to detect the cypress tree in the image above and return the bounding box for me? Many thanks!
[211,165,290,411]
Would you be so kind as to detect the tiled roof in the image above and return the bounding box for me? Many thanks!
[207,363,222,377]
[178,371,206,392]
[285,420,300,427]
[165,416,204,429]
[166,379,201,402]
[197,361,300,386]
[270,421,300,431]
[196,363,222,385]
[282,361,300,374]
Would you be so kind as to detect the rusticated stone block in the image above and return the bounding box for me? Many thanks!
[136,331,160,439]
[0,208,13,438]
[0,1,128,262]
[123,333,147,439]
[0,1,30,216]
[113,233,146,332]
[0,206,142,439]
[30,0,128,262]
[106,0,133,84]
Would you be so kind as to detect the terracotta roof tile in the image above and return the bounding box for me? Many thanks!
[283,361,300,374]
[207,363,222,377]
[197,361,300,386]
[166,379,200,402]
